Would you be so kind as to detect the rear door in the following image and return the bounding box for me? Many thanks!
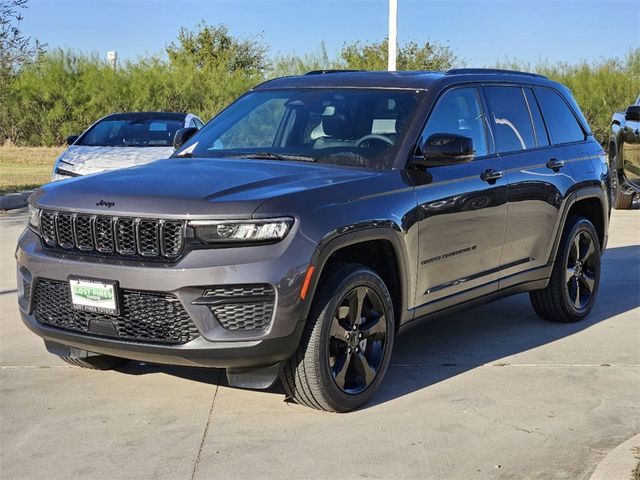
[413,86,507,309]
[484,85,580,287]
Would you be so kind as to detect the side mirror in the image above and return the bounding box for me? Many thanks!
[66,135,79,145]
[173,127,198,149]
[410,133,475,168]
[625,105,640,121]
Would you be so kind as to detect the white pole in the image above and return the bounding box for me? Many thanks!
[388,0,397,71]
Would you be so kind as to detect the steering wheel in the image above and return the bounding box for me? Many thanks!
[356,134,394,148]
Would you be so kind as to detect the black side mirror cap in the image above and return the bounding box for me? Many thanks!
[66,135,79,145]
[173,127,198,149]
[410,133,475,168]
[625,105,640,121]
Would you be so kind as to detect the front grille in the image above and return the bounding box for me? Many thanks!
[38,210,184,260]
[33,279,199,345]
[204,285,275,331]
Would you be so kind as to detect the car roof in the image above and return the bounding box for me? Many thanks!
[254,68,556,91]
[102,112,188,121]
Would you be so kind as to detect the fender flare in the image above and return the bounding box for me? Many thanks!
[301,224,412,326]
[546,185,609,267]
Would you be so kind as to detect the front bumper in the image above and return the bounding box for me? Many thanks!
[16,227,315,369]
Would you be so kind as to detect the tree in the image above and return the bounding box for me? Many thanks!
[340,38,459,71]
[1,0,44,143]
[166,22,268,75]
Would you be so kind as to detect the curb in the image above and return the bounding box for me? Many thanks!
[0,191,33,211]
[589,433,640,480]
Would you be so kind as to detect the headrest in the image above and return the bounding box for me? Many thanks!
[322,114,349,138]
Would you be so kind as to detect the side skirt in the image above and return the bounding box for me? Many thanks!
[399,267,551,334]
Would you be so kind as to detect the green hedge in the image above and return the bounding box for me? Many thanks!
[2,45,638,146]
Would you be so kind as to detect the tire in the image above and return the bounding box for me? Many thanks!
[58,354,129,370]
[610,152,634,209]
[281,263,395,412]
[530,216,601,323]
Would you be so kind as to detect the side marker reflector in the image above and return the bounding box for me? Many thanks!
[300,265,315,300]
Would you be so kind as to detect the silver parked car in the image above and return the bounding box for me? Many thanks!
[52,111,204,180]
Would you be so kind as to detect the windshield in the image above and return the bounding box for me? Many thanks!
[78,116,185,147]
[175,89,422,169]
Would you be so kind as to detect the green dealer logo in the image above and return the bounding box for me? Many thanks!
[73,285,113,302]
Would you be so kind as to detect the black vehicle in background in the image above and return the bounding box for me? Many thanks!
[609,95,640,209]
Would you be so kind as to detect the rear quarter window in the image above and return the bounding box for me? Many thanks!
[534,88,586,145]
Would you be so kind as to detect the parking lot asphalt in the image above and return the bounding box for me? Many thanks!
[1,207,638,480]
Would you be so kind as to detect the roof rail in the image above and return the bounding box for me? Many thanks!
[305,69,365,75]
[446,68,547,79]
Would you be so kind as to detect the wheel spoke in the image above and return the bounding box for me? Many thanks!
[353,351,376,386]
[348,287,367,327]
[333,351,352,389]
[330,317,350,343]
[580,272,596,293]
[572,277,581,308]
[580,238,595,263]
[572,234,581,261]
[565,266,576,284]
[360,314,386,340]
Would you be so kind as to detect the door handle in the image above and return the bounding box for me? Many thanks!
[480,169,503,183]
[546,158,565,171]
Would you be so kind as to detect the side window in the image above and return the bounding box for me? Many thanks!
[524,88,550,147]
[534,88,585,144]
[194,118,204,129]
[189,118,197,128]
[484,86,535,153]
[419,87,488,158]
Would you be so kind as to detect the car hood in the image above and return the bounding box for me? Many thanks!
[32,157,381,218]
[56,145,175,175]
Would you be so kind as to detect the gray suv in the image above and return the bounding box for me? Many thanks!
[16,69,610,412]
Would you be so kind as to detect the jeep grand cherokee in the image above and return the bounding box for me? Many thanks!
[16,69,609,412]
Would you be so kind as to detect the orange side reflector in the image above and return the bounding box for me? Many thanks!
[300,265,315,300]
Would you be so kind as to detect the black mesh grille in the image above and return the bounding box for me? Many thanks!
[138,220,160,257]
[74,215,94,251]
[33,279,199,344]
[23,279,32,304]
[212,303,274,331]
[161,221,184,258]
[95,216,115,253]
[37,210,185,260]
[205,284,275,331]
[40,211,57,246]
[115,218,136,255]
[56,212,74,249]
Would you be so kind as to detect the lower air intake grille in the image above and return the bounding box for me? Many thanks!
[33,279,199,345]
[204,285,275,331]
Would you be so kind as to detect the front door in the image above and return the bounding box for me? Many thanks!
[413,86,507,310]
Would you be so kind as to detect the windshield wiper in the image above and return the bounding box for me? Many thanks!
[232,152,316,162]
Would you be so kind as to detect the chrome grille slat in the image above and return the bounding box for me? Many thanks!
[38,210,185,260]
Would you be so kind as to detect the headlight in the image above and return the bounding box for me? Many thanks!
[190,218,294,244]
[28,205,40,230]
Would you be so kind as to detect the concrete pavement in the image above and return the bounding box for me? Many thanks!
[1,207,638,480]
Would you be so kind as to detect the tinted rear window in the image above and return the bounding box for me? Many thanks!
[534,88,585,145]
[484,86,535,153]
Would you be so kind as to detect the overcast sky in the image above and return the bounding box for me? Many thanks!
[21,0,640,66]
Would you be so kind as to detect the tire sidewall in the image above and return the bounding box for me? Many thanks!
[315,268,395,411]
